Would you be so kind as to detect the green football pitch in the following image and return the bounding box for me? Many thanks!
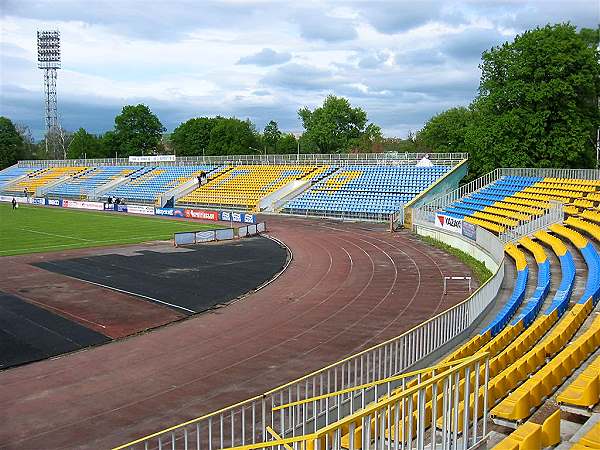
[0,203,219,256]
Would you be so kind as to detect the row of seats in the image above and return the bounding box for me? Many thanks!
[490,224,600,422]
[511,237,551,327]
[106,165,216,202]
[10,166,88,194]
[178,165,330,210]
[492,410,560,450]
[482,243,528,336]
[283,165,449,216]
[0,166,39,189]
[48,166,143,197]
[443,175,600,235]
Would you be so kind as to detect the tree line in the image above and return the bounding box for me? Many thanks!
[413,23,600,180]
[1,23,598,177]
[0,95,382,168]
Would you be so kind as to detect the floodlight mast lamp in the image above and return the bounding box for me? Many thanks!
[37,30,62,158]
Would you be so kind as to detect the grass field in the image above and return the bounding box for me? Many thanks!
[0,203,220,256]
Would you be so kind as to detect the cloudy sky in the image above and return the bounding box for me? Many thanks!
[1,0,598,140]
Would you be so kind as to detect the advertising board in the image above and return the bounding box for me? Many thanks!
[220,210,256,224]
[462,221,477,240]
[116,204,128,212]
[127,204,155,215]
[183,208,219,221]
[435,214,463,233]
[155,207,185,217]
[46,198,61,207]
[104,203,115,211]
[62,199,104,211]
[129,155,176,163]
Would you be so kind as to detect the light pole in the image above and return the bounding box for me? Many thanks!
[293,132,302,162]
[249,146,263,161]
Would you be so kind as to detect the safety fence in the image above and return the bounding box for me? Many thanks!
[115,352,490,450]
[115,221,504,450]
[498,201,564,243]
[17,152,468,169]
[281,207,398,223]
[174,223,266,246]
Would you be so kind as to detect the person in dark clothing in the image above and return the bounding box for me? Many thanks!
[12,198,17,210]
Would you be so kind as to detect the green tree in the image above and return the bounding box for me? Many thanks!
[298,95,382,153]
[206,117,259,155]
[171,117,216,156]
[263,120,282,153]
[0,117,25,169]
[466,23,600,177]
[67,128,105,159]
[417,107,473,154]
[278,133,299,154]
[113,104,165,157]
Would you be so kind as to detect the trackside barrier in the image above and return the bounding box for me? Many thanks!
[114,353,490,450]
[115,225,503,450]
[173,223,267,246]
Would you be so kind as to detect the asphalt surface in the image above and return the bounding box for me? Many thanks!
[34,236,288,315]
[0,291,110,369]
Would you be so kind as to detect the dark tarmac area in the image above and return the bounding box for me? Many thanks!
[34,236,288,315]
[0,291,110,369]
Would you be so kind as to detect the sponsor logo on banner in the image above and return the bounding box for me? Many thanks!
[155,207,175,216]
[116,204,128,212]
[129,155,176,163]
[104,203,115,211]
[462,221,477,240]
[62,199,104,211]
[155,207,184,216]
[0,195,13,202]
[435,214,463,233]
[219,211,256,224]
[47,198,61,206]
[30,197,45,205]
[184,208,218,220]
[127,204,155,215]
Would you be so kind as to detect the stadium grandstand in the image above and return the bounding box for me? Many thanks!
[2,157,600,450]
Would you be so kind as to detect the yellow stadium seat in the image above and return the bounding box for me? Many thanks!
[557,352,600,409]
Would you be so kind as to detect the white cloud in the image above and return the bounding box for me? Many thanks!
[1,0,597,139]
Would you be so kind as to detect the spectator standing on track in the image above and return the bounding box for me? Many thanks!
[12,197,17,210]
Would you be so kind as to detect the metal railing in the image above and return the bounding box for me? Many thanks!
[498,201,564,243]
[115,353,490,450]
[17,152,468,169]
[280,208,397,223]
[114,225,504,450]
[413,167,600,219]
[174,223,266,246]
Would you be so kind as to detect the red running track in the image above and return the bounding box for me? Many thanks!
[0,217,477,450]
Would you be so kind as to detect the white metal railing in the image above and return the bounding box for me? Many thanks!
[413,167,600,218]
[17,152,468,169]
[499,201,564,243]
[114,221,504,450]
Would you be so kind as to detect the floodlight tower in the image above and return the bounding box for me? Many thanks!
[37,30,62,158]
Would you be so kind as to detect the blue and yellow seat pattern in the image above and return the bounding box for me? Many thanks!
[106,165,216,202]
[283,165,449,218]
[48,166,143,197]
